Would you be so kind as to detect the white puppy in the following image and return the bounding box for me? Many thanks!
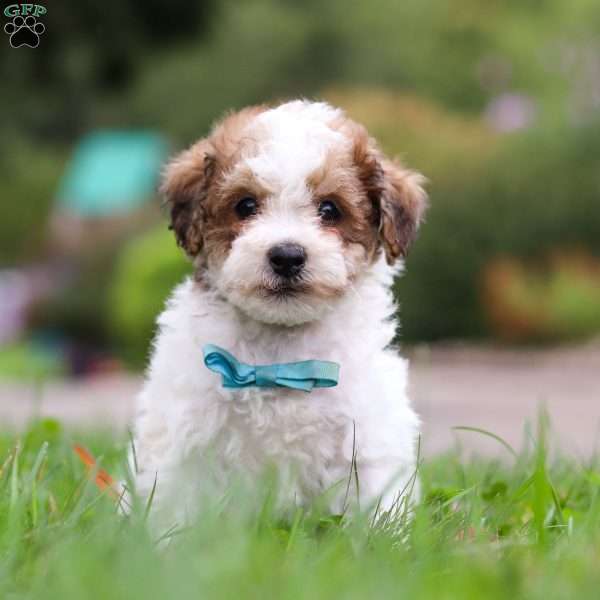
[132,100,427,530]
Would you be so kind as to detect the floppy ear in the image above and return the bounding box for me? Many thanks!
[348,121,427,264]
[160,139,216,257]
[378,159,428,264]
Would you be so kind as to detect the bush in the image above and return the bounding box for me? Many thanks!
[396,118,600,341]
[0,141,67,265]
[108,226,191,367]
[129,0,346,143]
[482,251,600,341]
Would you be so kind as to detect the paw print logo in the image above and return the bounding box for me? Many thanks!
[4,15,45,48]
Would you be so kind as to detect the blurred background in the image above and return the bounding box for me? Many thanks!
[1,0,599,452]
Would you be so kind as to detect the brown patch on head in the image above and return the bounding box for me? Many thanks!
[209,105,268,165]
[329,115,428,264]
[161,104,268,258]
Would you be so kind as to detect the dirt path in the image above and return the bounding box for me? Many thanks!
[410,343,600,457]
[2,343,599,457]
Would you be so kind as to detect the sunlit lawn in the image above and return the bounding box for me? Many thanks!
[1,418,600,599]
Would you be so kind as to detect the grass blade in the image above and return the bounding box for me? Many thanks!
[452,426,517,458]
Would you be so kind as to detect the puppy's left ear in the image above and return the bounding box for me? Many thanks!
[378,159,428,264]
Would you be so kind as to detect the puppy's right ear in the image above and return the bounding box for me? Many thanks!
[160,139,216,257]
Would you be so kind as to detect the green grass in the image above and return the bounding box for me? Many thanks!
[1,418,600,599]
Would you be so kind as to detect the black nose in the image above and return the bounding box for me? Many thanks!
[268,242,307,279]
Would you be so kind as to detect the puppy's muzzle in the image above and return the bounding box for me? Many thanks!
[268,242,306,279]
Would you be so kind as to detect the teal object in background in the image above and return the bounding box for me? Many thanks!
[57,131,169,217]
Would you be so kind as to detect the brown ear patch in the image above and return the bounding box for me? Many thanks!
[379,160,427,263]
[161,139,215,256]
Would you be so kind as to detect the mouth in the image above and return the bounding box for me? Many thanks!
[260,279,309,299]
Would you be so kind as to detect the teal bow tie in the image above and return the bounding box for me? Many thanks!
[203,344,340,393]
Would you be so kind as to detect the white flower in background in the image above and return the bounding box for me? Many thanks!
[484,93,537,133]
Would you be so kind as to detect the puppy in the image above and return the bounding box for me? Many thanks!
[132,100,427,530]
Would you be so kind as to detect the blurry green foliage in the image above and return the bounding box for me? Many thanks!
[6,0,600,146]
[1,0,216,141]
[0,341,65,381]
[0,142,66,264]
[122,0,600,143]
[482,252,600,341]
[397,117,600,340]
[108,227,191,367]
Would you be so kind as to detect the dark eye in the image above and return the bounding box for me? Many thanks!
[318,199,341,223]
[235,196,258,220]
